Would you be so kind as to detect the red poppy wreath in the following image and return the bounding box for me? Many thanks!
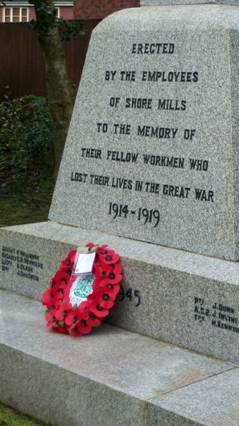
[41,243,123,337]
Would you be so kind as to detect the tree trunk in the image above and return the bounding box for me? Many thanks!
[34,0,74,178]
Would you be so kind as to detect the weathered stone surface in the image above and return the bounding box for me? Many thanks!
[141,0,239,5]
[2,221,239,363]
[0,222,73,300]
[50,5,239,261]
[149,369,239,425]
[0,290,235,426]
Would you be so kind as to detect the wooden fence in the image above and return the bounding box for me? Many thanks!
[0,20,99,101]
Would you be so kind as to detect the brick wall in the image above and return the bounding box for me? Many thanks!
[74,0,139,20]
[29,7,35,20]
[59,6,74,19]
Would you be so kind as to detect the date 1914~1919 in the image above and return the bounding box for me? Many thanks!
[108,202,160,227]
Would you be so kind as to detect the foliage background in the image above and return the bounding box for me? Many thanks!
[0,95,52,191]
[0,96,54,227]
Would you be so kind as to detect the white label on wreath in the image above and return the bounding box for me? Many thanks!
[73,252,96,274]
[69,273,94,307]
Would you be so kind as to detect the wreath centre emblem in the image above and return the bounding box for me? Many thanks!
[69,273,94,307]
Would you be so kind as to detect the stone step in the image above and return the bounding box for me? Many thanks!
[1,221,239,364]
[0,289,238,426]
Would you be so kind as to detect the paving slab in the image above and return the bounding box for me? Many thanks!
[0,290,236,426]
[149,369,239,425]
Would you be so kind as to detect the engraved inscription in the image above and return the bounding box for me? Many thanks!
[194,297,239,334]
[118,285,141,307]
[1,246,43,281]
[109,202,160,227]
[49,20,232,258]
[68,40,218,231]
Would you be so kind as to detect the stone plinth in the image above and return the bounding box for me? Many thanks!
[50,6,239,261]
[2,221,239,364]
[0,290,236,426]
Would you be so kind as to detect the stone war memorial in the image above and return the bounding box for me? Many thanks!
[2,2,239,425]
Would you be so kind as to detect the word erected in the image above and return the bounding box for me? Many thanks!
[131,42,175,55]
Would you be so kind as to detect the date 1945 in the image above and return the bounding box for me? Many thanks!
[108,202,160,227]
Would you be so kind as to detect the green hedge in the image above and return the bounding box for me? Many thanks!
[0,95,52,191]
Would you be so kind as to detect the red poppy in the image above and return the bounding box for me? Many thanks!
[60,250,77,271]
[75,318,92,335]
[42,290,55,308]
[98,249,120,265]
[70,328,82,337]
[92,278,102,293]
[86,311,101,328]
[90,303,109,318]
[53,289,65,304]
[92,287,117,309]
[92,261,104,278]
[100,264,122,285]
[54,303,71,321]
[97,244,108,254]
[51,270,70,286]
[65,312,80,329]
[85,242,97,249]
[53,281,67,296]
[54,325,68,334]
[46,310,56,328]
[99,283,120,298]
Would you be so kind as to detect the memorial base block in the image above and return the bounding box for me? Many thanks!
[0,290,238,426]
[1,221,239,364]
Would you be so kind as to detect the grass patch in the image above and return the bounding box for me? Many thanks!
[0,197,50,227]
[0,178,54,228]
[0,196,51,227]
[0,402,44,425]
